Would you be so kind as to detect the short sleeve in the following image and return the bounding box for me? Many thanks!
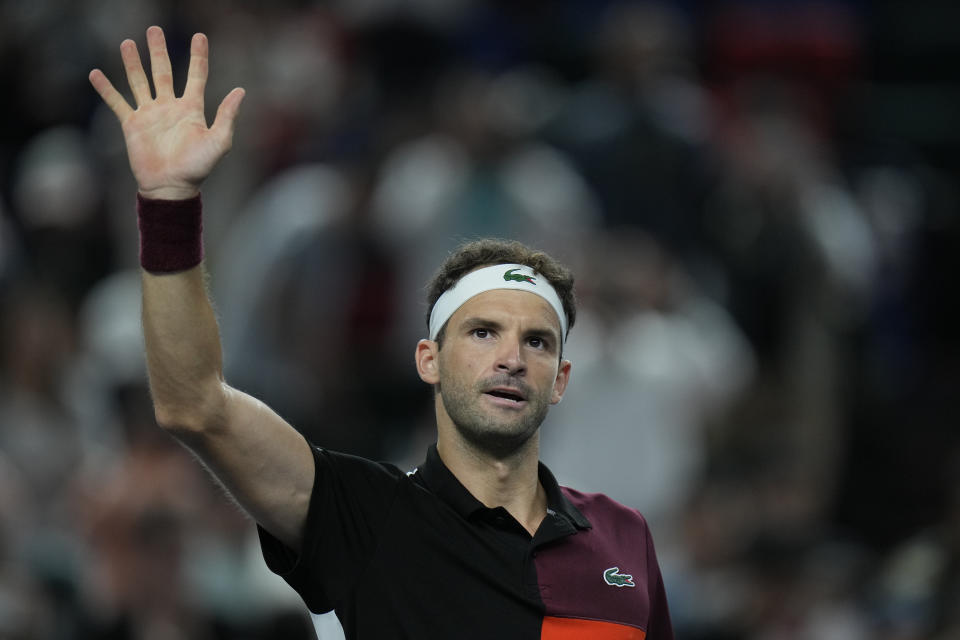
[257,446,405,613]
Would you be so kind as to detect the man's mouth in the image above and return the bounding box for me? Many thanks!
[484,388,527,404]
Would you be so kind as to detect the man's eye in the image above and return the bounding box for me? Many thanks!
[473,328,489,339]
[528,336,545,349]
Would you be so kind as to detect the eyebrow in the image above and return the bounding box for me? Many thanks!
[460,316,505,332]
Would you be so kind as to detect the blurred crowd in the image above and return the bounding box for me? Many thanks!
[1,0,959,638]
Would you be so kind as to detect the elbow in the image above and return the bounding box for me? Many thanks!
[152,381,228,438]
[152,404,205,436]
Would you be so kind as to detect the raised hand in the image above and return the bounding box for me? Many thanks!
[89,26,245,200]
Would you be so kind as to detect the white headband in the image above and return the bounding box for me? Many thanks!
[428,263,568,345]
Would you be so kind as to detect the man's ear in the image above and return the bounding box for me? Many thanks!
[416,339,440,385]
[550,359,572,405]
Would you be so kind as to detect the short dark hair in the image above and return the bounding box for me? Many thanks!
[425,238,576,347]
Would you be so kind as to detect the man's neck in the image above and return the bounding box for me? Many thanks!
[437,434,548,537]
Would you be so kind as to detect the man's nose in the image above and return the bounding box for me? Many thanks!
[495,336,526,376]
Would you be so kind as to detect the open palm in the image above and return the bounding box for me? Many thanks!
[89,26,244,200]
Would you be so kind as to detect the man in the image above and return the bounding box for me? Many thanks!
[89,26,673,639]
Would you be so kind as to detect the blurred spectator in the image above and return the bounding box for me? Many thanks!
[222,165,417,459]
[372,65,600,357]
[541,229,754,529]
[10,126,115,309]
[0,285,81,516]
[547,1,712,253]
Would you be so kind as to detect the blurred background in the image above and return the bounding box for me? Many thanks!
[1,0,959,638]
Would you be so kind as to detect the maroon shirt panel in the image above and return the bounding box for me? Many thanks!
[534,487,674,639]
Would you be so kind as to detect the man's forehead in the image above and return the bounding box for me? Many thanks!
[454,290,562,333]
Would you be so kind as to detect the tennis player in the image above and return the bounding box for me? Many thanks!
[90,26,673,639]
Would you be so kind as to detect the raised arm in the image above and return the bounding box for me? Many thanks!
[90,26,314,551]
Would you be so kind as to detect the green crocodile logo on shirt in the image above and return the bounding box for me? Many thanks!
[503,268,536,285]
[603,567,636,588]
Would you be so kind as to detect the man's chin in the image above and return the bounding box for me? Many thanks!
[457,418,547,459]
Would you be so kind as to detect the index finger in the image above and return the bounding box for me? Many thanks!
[89,69,134,122]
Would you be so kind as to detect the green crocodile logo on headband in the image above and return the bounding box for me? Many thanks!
[503,268,536,285]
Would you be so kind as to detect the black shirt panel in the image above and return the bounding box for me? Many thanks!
[258,447,404,613]
[341,477,544,638]
[259,445,549,637]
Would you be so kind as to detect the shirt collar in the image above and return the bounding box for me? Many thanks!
[414,444,591,531]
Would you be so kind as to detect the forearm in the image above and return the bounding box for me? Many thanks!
[142,265,226,432]
[138,193,226,432]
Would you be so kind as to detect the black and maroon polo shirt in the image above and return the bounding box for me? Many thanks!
[258,444,674,639]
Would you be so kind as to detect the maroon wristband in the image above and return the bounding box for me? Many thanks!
[137,193,204,273]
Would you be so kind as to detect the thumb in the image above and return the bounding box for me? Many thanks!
[210,87,245,150]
